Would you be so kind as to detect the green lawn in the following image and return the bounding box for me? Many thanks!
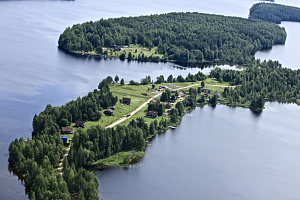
[205,78,231,86]
[91,151,144,167]
[63,79,227,147]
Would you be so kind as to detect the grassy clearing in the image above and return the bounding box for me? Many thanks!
[205,78,231,86]
[91,151,144,167]
[61,78,228,156]
[83,44,164,59]
[105,44,164,59]
[296,99,300,105]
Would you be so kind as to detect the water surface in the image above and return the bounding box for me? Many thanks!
[0,0,300,199]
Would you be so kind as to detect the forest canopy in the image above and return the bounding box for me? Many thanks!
[58,12,286,65]
[249,3,300,24]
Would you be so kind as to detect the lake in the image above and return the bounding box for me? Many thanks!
[97,103,300,200]
[0,0,299,199]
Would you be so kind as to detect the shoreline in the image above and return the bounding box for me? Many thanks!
[57,46,248,68]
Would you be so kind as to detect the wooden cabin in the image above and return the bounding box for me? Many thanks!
[165,103,172,109]
[123,97,131,105]
[146,111,158,118]
[61,127,73,134]
[75,121,86,128]
[104,109,115,116]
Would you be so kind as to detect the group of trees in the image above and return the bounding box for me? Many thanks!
[58,12,286,65]
[210,60,300,111]
[32,76,118,135]
[155,71,206,84]
[249,3,300,24]
[9,135,69,199]
[67,118,170,168]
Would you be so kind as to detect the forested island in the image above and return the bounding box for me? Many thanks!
[58,12,286,65]
[249,3,300,24]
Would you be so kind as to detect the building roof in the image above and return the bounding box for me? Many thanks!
[123,97,131,102]
[147,111,158,115]
[76,120,85,126]
[105,108,114,113]
[165,103,172,109]
[61,127,73,132]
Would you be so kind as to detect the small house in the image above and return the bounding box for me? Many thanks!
[201,88,212,94]
[123,97,131,105]
[104,109,115,116]
[165,103,172,109]
[146,111,158,118]
[114,46,122,51]
[61,127,73,134]
[75,121,86,128]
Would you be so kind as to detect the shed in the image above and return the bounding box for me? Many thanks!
[123,97,131,105]
[61,136,68,142]
[104,109,115,116]
[165,103,172,109]
[75,121,86,128]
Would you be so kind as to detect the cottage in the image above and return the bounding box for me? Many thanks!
[104,109,115,116]
[201,88,212,94]
[123,97,131,105]
[146,111,158,118]
[165,103,172,109]
[75,120,86,128]
[61,127,73,134]
[114,46,122,51]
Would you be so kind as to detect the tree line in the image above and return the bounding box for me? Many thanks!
[58,12,286,65]
[249,3,300,24]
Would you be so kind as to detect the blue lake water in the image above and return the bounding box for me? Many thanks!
[0,0,299,199]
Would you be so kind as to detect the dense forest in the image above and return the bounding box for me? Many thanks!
[58,12,286,65]
[209,60,300,111]
[249,3,300,24]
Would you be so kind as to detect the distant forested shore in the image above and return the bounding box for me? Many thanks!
[250,3,300,24]
[58,12,286,65]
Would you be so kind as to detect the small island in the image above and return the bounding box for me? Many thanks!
[249,3,300,24]
[58,12,286,65]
